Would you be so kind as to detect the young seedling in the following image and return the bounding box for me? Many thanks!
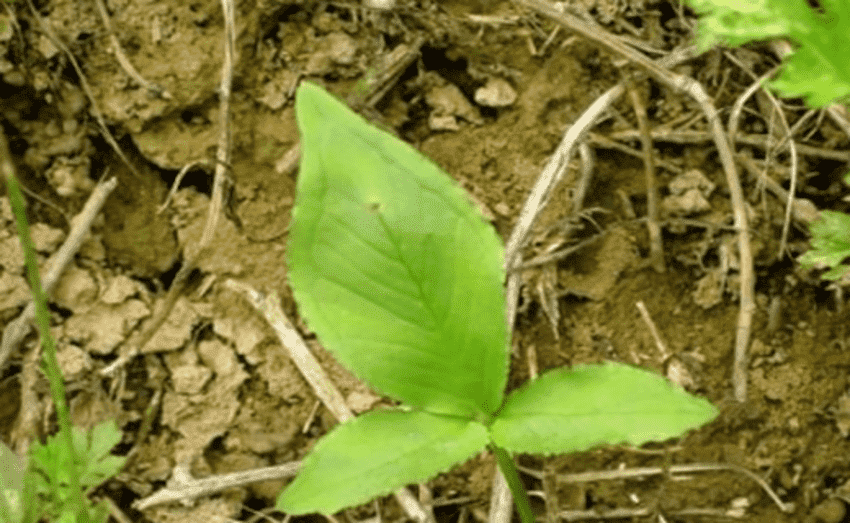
[2,144,125,523]
[278,82,717,521]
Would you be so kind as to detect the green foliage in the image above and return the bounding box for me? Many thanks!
[3,170,124,523]
[798,210,850,280]
[29,421,125,522]
[279,411,489,514]
[490,363,719,454]
[279,82,717,517]
[683,0,850,280]
[0,421,125,523]
[685,0,850,107]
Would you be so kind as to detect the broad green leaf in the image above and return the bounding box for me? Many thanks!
[277,409,489,515]
[799,210,850,280]
[490,363,718,454]
[685,0,850,107]
[288,82,508,417]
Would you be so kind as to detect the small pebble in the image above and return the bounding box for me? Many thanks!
[474,77,517,108]
[812,498,846,523]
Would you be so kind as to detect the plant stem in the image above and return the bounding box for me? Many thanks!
[2,143,88,522]
[490,445,535,523]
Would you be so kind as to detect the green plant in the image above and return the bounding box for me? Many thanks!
[685,0,850,107]
[683,1,850,279]
[1,153,125,523]
[0,421,124,523]
[28,421,124,523]
[276,82,718,521]
[799,210,850,280]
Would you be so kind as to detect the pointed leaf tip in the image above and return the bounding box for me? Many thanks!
[490,362,717,455]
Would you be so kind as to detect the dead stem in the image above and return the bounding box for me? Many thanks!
[512,0,753,403]
[626,77,665,272]
[93,0,171,99]
[0,176,118,370]
[607,128,848,161]
[101,0,237,378]
[499,31,699,523]
[23,0,141,179]
[723,63,798,260]
[517,461,793,513]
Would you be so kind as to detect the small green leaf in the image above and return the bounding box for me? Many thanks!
[799,210,850,280]
[490,363,718,454]
[288,82,508,417]
[685,0,850,107]
[28,421,124,521]
[277,410,488,515]
[73,421,125,489]
[685,0,792,49]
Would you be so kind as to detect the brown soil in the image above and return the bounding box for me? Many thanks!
[1,1,849,522]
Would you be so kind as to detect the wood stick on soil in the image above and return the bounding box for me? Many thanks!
[511,0,753,403]
[23,0,141,180]
[607,128,848,161]
[0,172,119,370]
[93,0,171,99]
[724,67,799,260]
[101,0,237,377]
[626,78,665,273]
[499,44,698,523]
[735,153,819,224]
[635,300,670,362]
[517,462,794,513]
[134,461,302,511]
[502,43,697,275]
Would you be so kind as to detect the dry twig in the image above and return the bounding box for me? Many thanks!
[101,0,237,376]
[134,461,302,511]
[635,301,670,362]
[626,78,664,272]
[512,0,753,403]
[0,168,118,371]
[498,41,699,523]
[724,65,798,260]
[587,132,683,174]
[23,0,140,179]
[518,461,794,513]
[92,0,171,99]
[735,153,819,224]
[608,128,848,161]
